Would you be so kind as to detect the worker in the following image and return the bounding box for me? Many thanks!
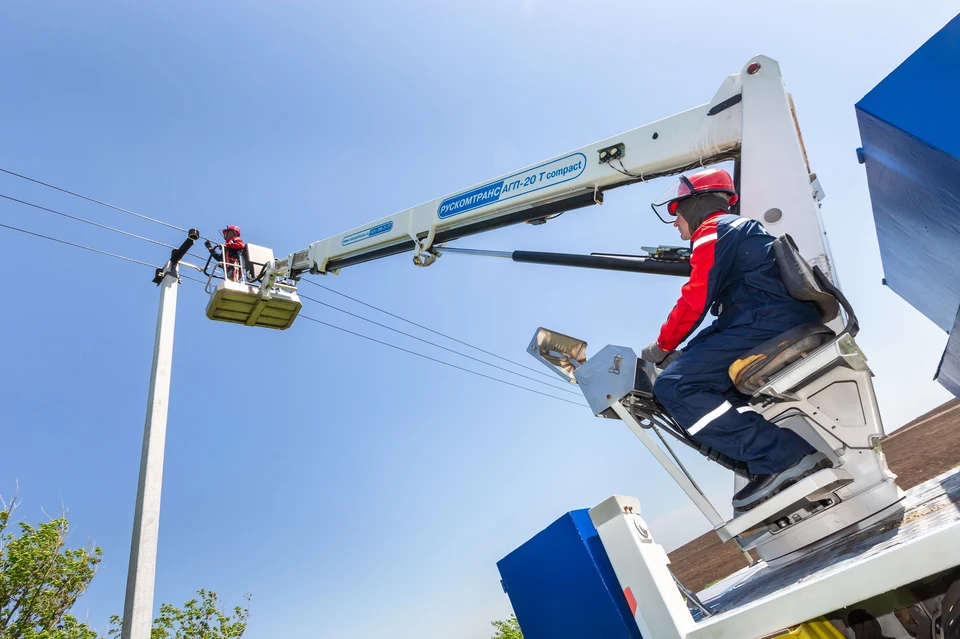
[205,225,246,282]
[640,168,828,512]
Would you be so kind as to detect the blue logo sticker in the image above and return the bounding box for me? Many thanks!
[343,221,394,246]
[438,152,587,220]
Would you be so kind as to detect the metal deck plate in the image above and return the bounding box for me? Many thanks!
[696,468,960,619]
[205,281,301,330]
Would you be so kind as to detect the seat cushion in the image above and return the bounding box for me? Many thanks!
[728,323,836,395]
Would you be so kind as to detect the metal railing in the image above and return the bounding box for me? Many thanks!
[202,244,298,298]
[202,245,252,293]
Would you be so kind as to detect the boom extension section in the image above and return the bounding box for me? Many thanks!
[264,86,742,283]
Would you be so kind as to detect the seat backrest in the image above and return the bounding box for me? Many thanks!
[243,242,275,282]
[772,234,840,324]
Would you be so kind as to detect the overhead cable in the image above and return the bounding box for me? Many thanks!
[0,166,206,238]
[0,221,157,268]
[302,279,565,382]
[298,292,580,396]
[0,223,589,408]
[0,194,572,395]
[0,192,206,261]
[0,167,574,389]
[297,314,588,407]
[0,194,579,395]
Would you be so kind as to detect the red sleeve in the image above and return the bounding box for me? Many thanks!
[656,220,719,351]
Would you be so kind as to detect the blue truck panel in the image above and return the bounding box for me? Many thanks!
[857,13,960,161]
[856,12,960,395]
[497,509,642,639]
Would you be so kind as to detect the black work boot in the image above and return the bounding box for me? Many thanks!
[732,452,831,512]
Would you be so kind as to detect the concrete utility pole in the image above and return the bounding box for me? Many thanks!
[121,230,199,639]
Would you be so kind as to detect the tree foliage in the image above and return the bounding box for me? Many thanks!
[0,493,249,639]
[490,613,523,639]
[107,590,250,639]
[0,495,102,639]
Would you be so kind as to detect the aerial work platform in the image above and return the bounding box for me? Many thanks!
[205,279,301,330]
[204,242,301,330]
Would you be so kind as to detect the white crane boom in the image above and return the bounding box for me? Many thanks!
[259,56,830,291]
[205,56,832,331]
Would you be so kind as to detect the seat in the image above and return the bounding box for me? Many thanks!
[729,322,836,394]
[728,234,857,395]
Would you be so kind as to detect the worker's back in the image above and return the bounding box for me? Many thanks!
[704,213,821,334]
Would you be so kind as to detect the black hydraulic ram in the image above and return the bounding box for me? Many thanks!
[436,246,692,277]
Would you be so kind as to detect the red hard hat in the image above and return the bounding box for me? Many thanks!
[668,169,739,214]
[651,168,739,222]
[222,225,241,238]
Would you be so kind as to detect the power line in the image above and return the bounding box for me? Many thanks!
[296,314,587,407]
[0,166,571,390]
[0,192,206,262]
[0,166,204,238]
[0,221,157,268]
[0,222,588,408]
[301,279,566,382]
[180,272,212,287]
[298,292,580,396]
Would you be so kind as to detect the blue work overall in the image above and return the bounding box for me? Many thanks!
[652,213,821,475]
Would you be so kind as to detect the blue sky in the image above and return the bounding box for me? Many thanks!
[2,2,958,637]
